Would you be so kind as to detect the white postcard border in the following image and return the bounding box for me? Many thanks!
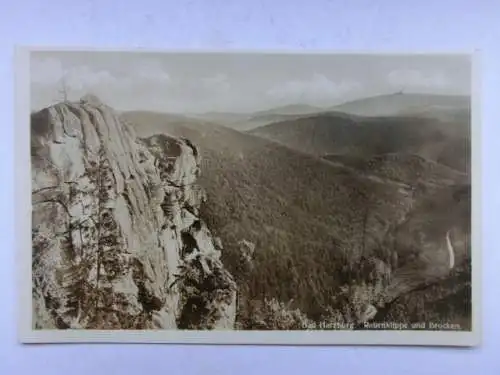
[15,47,482,347]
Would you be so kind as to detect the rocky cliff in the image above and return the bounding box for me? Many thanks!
[31,95,236,330]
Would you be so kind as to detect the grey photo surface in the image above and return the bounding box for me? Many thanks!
[26,50,474,341]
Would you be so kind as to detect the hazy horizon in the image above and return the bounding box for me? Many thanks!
[30,51,472,113]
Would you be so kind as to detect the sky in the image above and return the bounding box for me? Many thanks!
[30,51,472,113]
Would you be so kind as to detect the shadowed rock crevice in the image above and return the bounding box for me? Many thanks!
[31,96,236,330]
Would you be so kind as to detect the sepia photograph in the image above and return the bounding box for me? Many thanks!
[16,49,480,346]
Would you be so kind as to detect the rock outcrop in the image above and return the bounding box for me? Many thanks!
[237,239,255,268]
[31,96,236,330]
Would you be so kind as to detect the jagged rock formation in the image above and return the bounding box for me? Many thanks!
[31,96,236,330]
[237,239,255,268]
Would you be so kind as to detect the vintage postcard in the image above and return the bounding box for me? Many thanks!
[16,48,481,346]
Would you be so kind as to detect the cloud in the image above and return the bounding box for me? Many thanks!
[30,57,175,109]
[31,57,172,91]
[201,73,230,93]
[64,66,116,91]
[160,73,233,112]
[132,59,171,84]
[31,57,116,90]
[266,74,362,106]
[387,69,449,90]
[30,57,64,85]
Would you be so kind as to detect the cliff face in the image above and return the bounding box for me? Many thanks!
[31,95,236,330]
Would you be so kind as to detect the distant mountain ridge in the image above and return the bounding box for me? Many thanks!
[185,93,470,131]
[249,109,470,173]
[330,92,470,117]
[188,104,327,131]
